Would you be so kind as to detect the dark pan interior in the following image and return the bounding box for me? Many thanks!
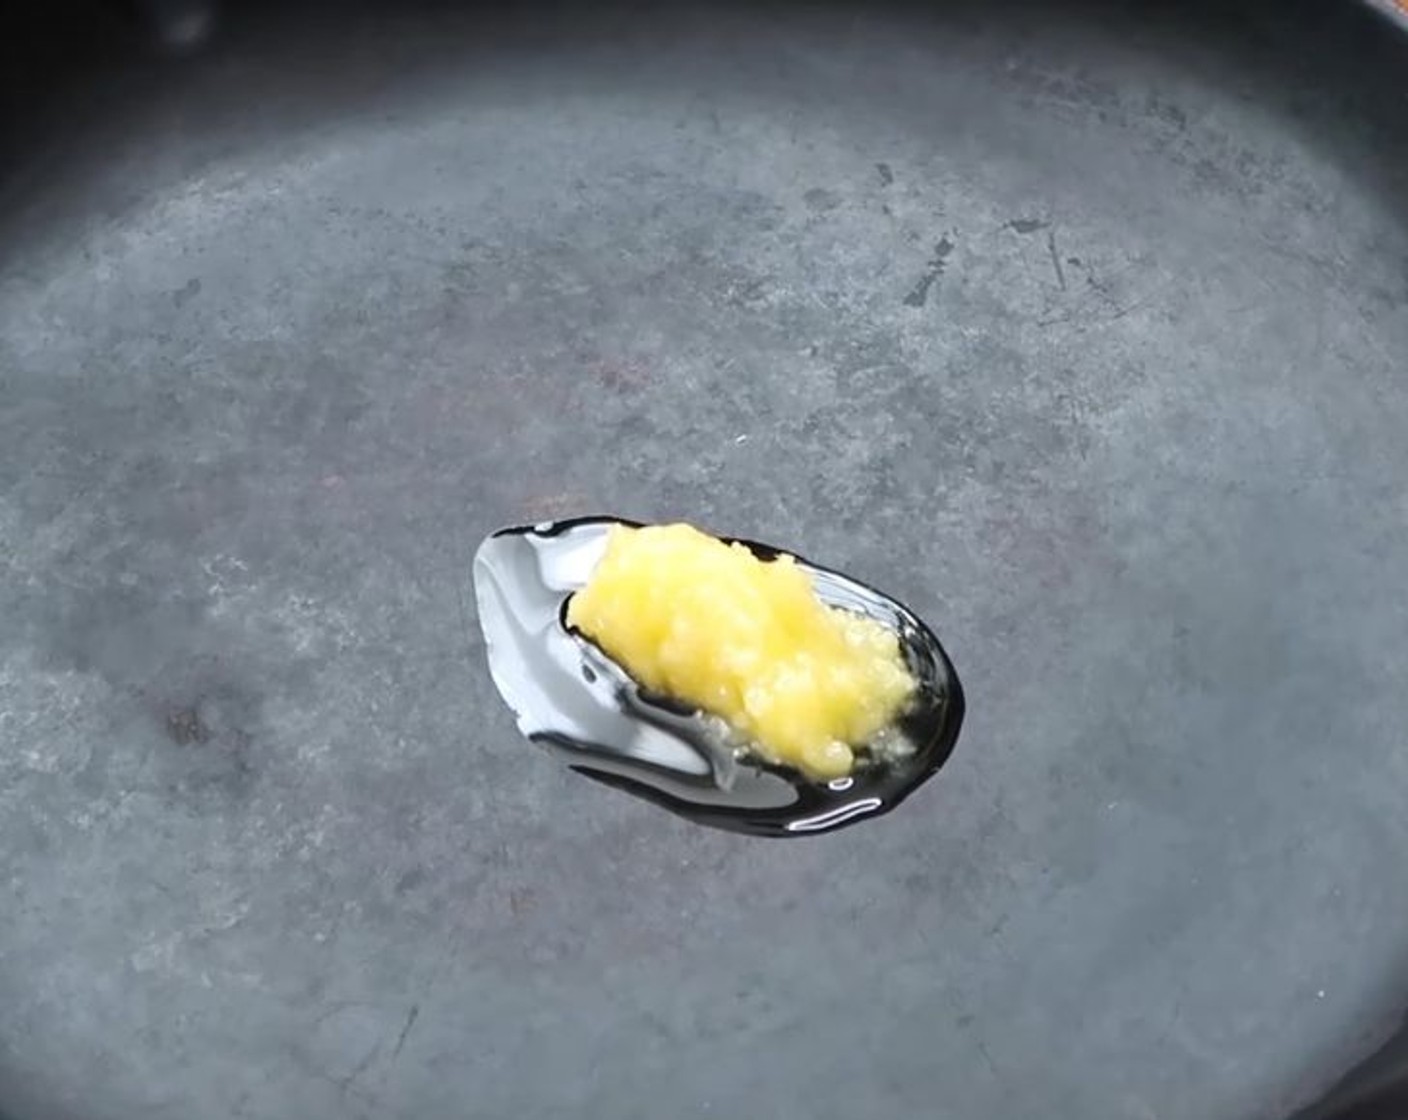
[3,2,1408,1118]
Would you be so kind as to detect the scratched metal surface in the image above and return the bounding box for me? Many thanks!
[3,2,1408,1119]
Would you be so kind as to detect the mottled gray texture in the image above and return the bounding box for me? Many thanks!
[3,3,1408,1119]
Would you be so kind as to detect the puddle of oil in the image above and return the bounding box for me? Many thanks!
[472,516,964,836]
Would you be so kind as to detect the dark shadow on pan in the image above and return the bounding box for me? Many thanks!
[1289,1014,1408,1120]
[5,0,1408,241]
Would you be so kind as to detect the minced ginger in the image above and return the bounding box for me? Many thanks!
[566,523,915,780]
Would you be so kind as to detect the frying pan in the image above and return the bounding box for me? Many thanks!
[3,1,1408,1117]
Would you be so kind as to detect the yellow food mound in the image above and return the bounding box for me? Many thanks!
[566,523,915,780]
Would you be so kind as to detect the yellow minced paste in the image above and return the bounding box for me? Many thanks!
[565,523,915,781]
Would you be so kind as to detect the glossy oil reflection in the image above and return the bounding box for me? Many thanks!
[472,517,964,836]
